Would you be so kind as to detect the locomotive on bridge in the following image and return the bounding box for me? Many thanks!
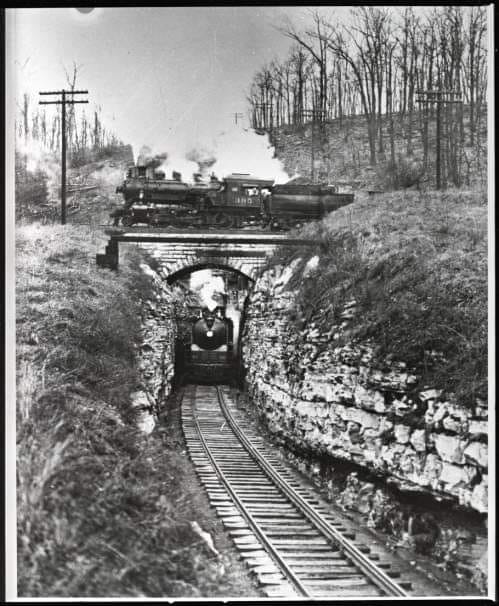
[113,164,354,230]
[178,305,236,383]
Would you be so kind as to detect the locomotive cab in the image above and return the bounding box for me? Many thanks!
[222,174,274,209]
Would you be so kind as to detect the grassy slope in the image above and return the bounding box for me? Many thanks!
[275,188,488,407]
[16,223,258,597]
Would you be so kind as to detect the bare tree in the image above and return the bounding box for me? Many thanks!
[246,6,488,183]
[463,6,487,146]
[280,10,334,119]
[63,61,84,156]
[326,8,392,164]
[385,38,398,166]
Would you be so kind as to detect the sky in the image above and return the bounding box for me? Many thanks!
[6,6,346,158]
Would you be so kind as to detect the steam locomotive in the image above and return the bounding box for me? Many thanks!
[112,165,354,230]
[180,306,236,383]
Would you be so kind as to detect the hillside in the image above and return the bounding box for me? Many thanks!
[15,145,134,225]
[270,107,488,191]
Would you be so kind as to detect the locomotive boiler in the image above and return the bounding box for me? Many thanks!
[113,164,354,230]
[182,306,236,383]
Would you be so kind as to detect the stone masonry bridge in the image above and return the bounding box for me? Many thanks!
[97,229,314,282]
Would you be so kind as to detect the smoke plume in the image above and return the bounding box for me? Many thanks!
[16,138,61,199]
[134,123,292,184]
[190,269,226,311]
[136,146,167,169]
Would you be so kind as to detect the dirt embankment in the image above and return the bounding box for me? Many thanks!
[15,222,259,598]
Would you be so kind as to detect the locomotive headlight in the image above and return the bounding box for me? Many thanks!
[139,189,144,200]
[206,330,213,338]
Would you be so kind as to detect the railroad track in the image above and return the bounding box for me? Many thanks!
[181,384,413,598]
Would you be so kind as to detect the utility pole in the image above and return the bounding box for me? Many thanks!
[416,89,462,190]
[302,109,327,183]
[39,89,88,224]
[234,112,244,125]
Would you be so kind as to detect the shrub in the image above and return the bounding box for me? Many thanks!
[378,155,426,190]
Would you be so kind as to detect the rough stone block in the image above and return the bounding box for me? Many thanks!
[439,462,469,488]
[468,420,488,436]
[470,480,488,513]
[394,424,411,444]
[463,442,488,468]
[433,433,466,464]
[419,388,443,401]
[409,428,427,452]
[337,405,380,430]
[354,384,386,412]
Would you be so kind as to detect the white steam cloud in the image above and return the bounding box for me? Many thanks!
[16,137,61,198]
[134,123,292,184]
[190,269,226,311]
[203,125,290,183]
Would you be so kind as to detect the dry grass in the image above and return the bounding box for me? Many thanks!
[274,189,488,407]
[15,222,257,598]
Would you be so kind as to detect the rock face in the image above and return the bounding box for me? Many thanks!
[242,264,488,513]
[131,264,178,428]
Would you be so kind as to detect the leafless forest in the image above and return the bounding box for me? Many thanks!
[16,63,123,165]
[247,7,487,182]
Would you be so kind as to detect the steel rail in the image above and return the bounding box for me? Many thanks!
[216,386,409,598]
[185,389,311,597]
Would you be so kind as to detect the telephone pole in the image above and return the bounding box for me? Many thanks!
[416,89,462,190]
[234,112,244,125]
[39,89,88,224]
[302,109,327,183]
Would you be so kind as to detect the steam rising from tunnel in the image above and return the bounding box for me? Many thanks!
[190,269,226,311]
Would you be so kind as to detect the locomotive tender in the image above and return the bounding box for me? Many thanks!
[113,164,354,230]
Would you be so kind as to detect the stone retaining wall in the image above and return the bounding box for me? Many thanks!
[242,264,488,513]
[131,264,178,430]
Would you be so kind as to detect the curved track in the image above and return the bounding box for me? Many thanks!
[181,384,413,598]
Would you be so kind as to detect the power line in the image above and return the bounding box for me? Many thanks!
[39,89,89,224]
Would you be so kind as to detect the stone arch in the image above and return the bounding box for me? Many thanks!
[166,262,255,285]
